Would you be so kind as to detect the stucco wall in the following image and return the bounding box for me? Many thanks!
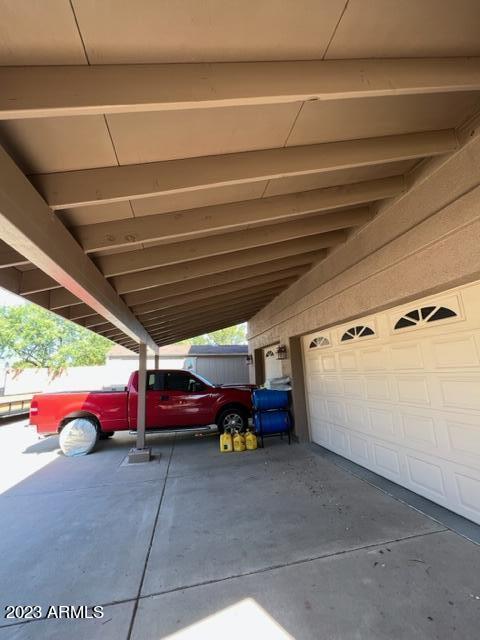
[248,119,480,383]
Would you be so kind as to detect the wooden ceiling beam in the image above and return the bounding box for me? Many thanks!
[2,58,480,119]
[0,240,30,268]
[122,253,318,307]
[75,176,402,253]
[111,235,331,294]
[97,211,367,278]
[31,130,456,210]
[0,145,156,349]
[133,268,304,316]
[67,304,98,321]
[141,285,286,329]
[149,308,262,342]
[19,269,61,295]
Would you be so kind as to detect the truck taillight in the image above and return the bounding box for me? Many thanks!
[30,400,38,416]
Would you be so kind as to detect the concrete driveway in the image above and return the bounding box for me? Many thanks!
[0,419,479,640]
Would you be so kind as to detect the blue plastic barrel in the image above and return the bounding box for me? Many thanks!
[254,410,291,434]
[252,388,290,410]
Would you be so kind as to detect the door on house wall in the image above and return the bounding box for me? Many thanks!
[263,346,282,382]
[302,281,480,524]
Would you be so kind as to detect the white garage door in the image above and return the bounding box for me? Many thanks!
[263,346,282,382]
[303,281,480,524]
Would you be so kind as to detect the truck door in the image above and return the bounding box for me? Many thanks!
[145,370,166,428]
[147,371,213,428]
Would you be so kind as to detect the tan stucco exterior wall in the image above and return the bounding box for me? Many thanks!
[248,119,480,386]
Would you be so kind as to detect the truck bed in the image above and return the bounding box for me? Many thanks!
[30,390,129,436]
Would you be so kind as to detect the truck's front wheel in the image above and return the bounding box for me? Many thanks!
[216,408,247,434]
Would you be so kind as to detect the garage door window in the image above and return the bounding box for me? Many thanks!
[341,325,375,342]
[394,305,458,330]
[309,336,330,349]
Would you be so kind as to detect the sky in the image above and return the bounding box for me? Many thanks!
[0,288,25,307]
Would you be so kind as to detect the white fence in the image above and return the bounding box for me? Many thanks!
[0,357,185,395]
[0,354,248,395]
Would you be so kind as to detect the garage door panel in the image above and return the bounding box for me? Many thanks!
[365,375,392,401]
[372,442,401,478]
[345,402,369,432]
[303,280,480,524]
[321,353,337,371]
[447,419,480,462]
[326,399,345,424]
[406,455,447,498]
[330,426,348,455]
[338,351,357,371]
[359,347,387,371]
[310,418,330,446]
[342,376,365,399]
[455,472,480,521]
[439,376,480,412]
[324,376,342,396]
[349,433,370,465]
[401,412,437,448]
[369,406,396,438]
[306,374,324,395]
[308,395,328,421]
[431,334,480,368]
[390,342,425,370]
[396,375,431,406]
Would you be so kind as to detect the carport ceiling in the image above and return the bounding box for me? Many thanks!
[1,1,480,351]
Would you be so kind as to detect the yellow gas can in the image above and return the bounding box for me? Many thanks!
[220,429,233,452]
[233,430,246,452]
[245,429,257,451]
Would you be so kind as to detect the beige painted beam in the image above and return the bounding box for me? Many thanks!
[149,307,263,342]
[141,286,286,329]
[76,177,402,253]
[32,131,456,210]
[20,269,61,295]
[24,290,51,308]
[0,268,21,294]
[133,268,304,316]
[149,300,266,330]
[85,314,110,329]
[153,317,256,344]
[111,235,332,294]
[0,145,156,350]
[144,303,275,336]
[98,329,125,340]
[122,254,317,307]
[0,241,30,268]
[3,59,480,119]
[98,212,366,278]
[68,304,98,321]
[49,289,83,310]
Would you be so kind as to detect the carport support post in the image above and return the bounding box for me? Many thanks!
[154,348,159,369]
[127,341,151,463]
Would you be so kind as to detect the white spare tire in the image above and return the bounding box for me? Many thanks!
[59,418,98,457]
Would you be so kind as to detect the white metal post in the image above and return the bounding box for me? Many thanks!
[136,342,147,450]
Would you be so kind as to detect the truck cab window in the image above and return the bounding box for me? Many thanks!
[146,371,164,391]
[165,371,205,393]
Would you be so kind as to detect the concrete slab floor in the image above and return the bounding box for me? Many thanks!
[0,419,479,639]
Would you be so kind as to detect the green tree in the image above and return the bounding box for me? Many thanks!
[182,323,247,346]
[0,304,111,373]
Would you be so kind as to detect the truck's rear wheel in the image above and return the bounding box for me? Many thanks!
[59,418,98,456]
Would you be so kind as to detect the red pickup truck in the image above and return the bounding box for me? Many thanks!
[30,369,253,438]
